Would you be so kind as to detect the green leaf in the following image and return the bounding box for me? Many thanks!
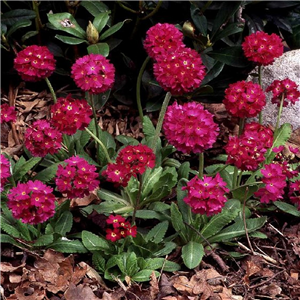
[143,115,156,138]
[142,167,163,199]
[170,202,187,242]
[208,217,267,243]
[200,199,241,240]
[21,30,38,42]
[48,238,87,253]
[212,23,243,43]
[178,162,190,180]
[33,234,54,247]
[80,1,110,16]
[1,9,36,26]
[6,19,31,37]
[98,189,129,205]
[13,157,41,181]
[0,219,21,238]
[208,46,249,68]
[82,230,110,251]
[211,2,241,39]
[93,12,110,33]
[145,221,169,243]
[54,211,73,236]
[87,42,109,56]
[55,34,87,45]
[182,241,204,269]
[33,162,60,182]
[134,210,166,221]
[190,4,207,35]
[47,12,86,38]
[92,252,106,272]
[274,201,300,217]
[100,19,130,41]
[265,123,292,164]
[131,270,159,282]
[1,234,23,247]
[124,252,139,277]
[231,184,259,201]
[16,220,32,241]
[201,60,225,85]
[153,242,177,257]
[115,135,139,146]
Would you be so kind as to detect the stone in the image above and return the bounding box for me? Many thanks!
[248,49,300,129]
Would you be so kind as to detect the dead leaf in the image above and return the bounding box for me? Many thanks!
[173,276,193,294]
[13,284,46,300]
[64,283,100,300]
[70,189,100,207]
[257,283,282,296]
[149,271,159,300]
[0,262,26,272]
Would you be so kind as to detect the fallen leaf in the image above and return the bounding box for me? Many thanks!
[64,283,100,300]
[149,271,159,300]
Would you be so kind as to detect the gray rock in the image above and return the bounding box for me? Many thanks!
[248,50,300,129]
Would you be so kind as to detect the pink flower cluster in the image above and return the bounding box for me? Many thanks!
[50,95,92,135]
[153,48,206,95]
[242,31,283,66]
[223,81,266,118]
[254,163,287,203]
[105,215,137,242]
[289,180,300,209]
[182,174,229,216]
[1,154,11,192]
[163,101,219,154]
[144,23,185,59]
[71,53,115,94]
[1,104,17,123]
[7,180,56,224]
[24,120,62,157]
[225,135,267,171]
[14,45,56,82]
[266,78,300,107]
[55,156,100,199]
[144,23,206,95]
[102,144,155,187]
[243,122,274,149]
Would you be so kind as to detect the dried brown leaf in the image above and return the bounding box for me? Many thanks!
[64,283,100,300]
[0,262,26,272]
[149,270,159,300]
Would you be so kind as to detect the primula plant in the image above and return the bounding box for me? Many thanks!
[1,1,300,292]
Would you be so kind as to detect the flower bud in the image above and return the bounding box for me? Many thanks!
[86,21,99,44]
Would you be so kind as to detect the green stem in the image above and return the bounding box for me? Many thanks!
[150,92,172,153]
[36,223,42,239]
[258,65,263,124]
[136,56,151,121]
[85,128,112,163]
[198,152,204,179]
[232,166,238,190]
[131,175,143,225]
[44,77,57,103]
[238,117,245,136]
[275,93,285,132]
[118,1,138,14]
[89,93,101,164]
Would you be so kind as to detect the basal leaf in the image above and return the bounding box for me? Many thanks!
[48,238,88,253]
[33,234,54,247]
[145,220,169,243]
[143,115,156,138]
[13,157,41,181]
[274,201,300,217]
[142,167,163,199]
[182,241,204,269]
[87,42,109,57]
[54,211,73,236]
[170,202,187,242]
[131,270,159,282]
[33,162,60,182]
[82,230,110,251]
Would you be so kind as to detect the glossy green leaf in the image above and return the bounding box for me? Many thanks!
[21,30,38,42]
[115,135,139,146]
[33,162,60,182]
[182,241,204,269]
[33,234,54,247]
[80,1,110,16]
[201,61,225,85]
[93,12,110,33]
[145,221,169,243]
[6,19,31,37]
[47,12,86,38]
[212,23,243,43]
[13,157,41,181]
[170,202,187,242]
[92,252,106,272]
[143,115,156,137]
[87,42,109,56]
[54,211,73,236]
[1,234,23,247]
[48,238,87,253]
[231,184,259,202]
[1,9,36,26]
[142,167,163,199]
[55,34,87,45]
[190,4,207,35]
[100,19,130,41]
[132,270,159,282]
[208,46,249,68]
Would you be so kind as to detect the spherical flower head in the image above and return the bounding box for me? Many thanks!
[182,173,229,216]
[153,48,206,95]
[50,94,92,135]
[1,104,17,123]
[242,31,283,66]
[144,23,185,59]
[55,156,100,199]
[223,81,266,118]
[14,45,56,82]
[71,53,115,94]
[254,163,287,203]
[7,180,56,224]
[225,135,267,171]
[266,78,300,107]
[1,154,11,192]
[25,119,62,157]
[163,101,219,154]
[243,122,273,149]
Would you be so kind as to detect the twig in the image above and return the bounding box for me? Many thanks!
[249,270,285,289]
